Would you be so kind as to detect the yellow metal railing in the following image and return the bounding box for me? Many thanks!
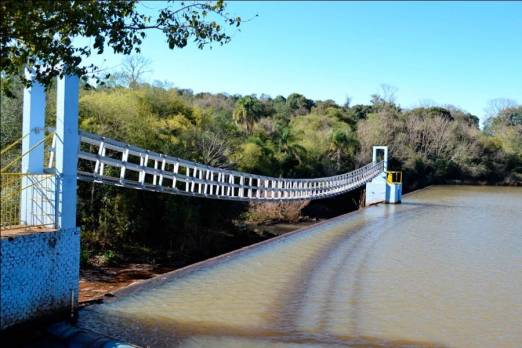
[0,173,21,228]
[0,132,30,157]
[386,171,402,184]
[0,173,56,230]
[1,132,55,173]
[1,131,57,231]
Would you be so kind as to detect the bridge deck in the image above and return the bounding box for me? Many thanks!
[77,131,384,201]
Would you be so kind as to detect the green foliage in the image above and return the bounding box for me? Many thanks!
[232,95,265,134]
[0,78,23,148]
[1,0,242,94]
[286,93,315,116]
[1,78,520,266]
[356,104,520,188]
[484,106,522,163]
[346,104,374,122]
[80,248,91,268]
[233,142,270,173]
[290,112,356,175]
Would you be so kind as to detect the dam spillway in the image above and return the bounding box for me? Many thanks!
[77,186,522,348]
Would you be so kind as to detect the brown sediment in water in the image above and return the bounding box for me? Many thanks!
[79,263,177,303]
[81,309,448,348]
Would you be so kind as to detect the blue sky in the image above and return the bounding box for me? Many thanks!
[84,1,522,123]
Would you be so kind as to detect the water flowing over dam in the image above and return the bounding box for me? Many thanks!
[77,186,522,348]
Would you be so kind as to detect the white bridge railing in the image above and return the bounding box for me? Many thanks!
[77,131,384,201]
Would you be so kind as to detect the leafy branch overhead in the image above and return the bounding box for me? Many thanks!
[0,0,243,93]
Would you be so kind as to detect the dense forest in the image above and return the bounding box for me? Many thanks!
[1,69,521,267]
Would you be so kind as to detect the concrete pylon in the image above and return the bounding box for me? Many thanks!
[365,146,388,205]
[1,73,81,330]
[55,75,79,230]
[365,146,402,205]
[20,71,47,225]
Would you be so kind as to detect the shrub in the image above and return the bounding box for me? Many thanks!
[245,200,310,224]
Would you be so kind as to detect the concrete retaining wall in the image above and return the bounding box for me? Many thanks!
[0,227,80,330]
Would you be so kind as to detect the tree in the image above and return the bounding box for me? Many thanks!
[328,130,357,171]
[114,55,152,87]
[0,78,23,151]
[274,125,306,168]
[370,84,399,112]
[343,95,352,108]
[379,84,398,104]
[1,0,242,94]
[484,105,522,159]
[445,105,480,128]
[484,101,521,133]
[272,95,289,119]
[187,129,232,168]
[484,98,518,119]
[232,96,263,134]
[286,93,314,116]
[313,99,339,114]
[346,104,374,122]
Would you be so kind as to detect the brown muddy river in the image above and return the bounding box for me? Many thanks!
[78,186,522,347]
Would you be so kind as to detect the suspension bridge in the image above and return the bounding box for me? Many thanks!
[0,74,401,331]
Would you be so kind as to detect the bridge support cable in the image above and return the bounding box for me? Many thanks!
[77,131,384,201]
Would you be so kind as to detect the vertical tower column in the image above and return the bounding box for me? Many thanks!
[365,146,401,205]
[372,145,388,171]
[365,146,388,205]
[55,75,79,230]
[20,72,46,225]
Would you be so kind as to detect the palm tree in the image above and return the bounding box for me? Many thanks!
[274,125,306,175]
[329,130,358,171]
[233,96,261,134]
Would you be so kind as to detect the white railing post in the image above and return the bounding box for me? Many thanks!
[208,171,214,195]
[172,162,179,189]
[185,166,190,192]
[159,159,165,186]
[120,147,129,181]
[152,160,158,185]
[198,169,203,194]
[239,176,244,198]
[94,141,104,176]
[191,167,197,193]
